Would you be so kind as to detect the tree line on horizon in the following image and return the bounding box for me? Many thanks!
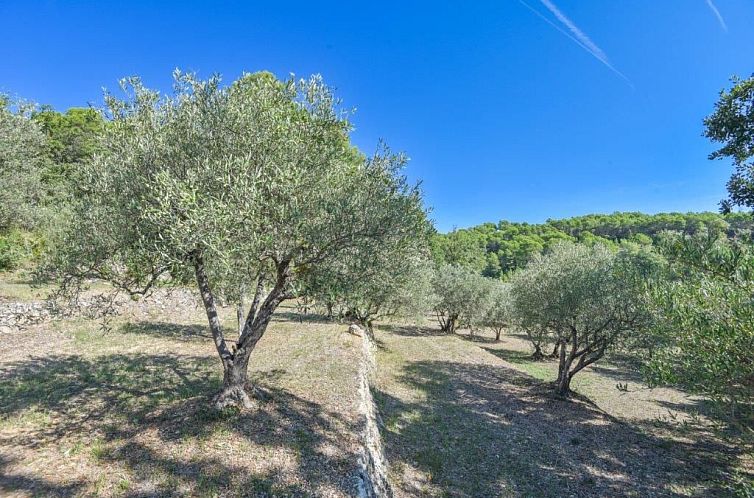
[431,211,754,278]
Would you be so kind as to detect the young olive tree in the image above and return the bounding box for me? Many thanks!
[302,244,434,332]
[45,71,427,409]
[482,281,512,341]
[509,243,650,396]
[432,264,494,334]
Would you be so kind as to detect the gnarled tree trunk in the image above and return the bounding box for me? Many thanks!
[549,343,560,358]
[531,343,544,360]
[216,353,254,409]
[193,251,290,409]
[494,328,503,341]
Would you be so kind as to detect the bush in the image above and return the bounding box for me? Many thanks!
[0,230,41,271]
[648,231,754,426]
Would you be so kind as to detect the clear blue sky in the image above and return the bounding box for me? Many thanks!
[2,1,752,231]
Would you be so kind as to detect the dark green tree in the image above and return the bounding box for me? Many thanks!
[704,75,754,212]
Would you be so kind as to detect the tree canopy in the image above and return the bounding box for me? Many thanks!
[704,75,754,211]
[431,211,747,277]
[508,242,651,395]
[45,71,428,408]
[0,98,48,233]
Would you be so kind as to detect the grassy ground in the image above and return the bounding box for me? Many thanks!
[2,271,752,497]
[372,323,753,497]
[0,277,365,497]
[0,273,52,302]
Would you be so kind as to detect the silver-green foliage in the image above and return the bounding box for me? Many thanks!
[46,71,427,408]
[303,241,434,329]
[0,98,48,232]
[432,264,495,333]
[509,242,649,395]
[649,231,754,425]
[482,281,512,341]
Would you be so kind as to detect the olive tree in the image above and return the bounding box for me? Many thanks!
[45,71,427,409]
[302,245,433,331]
[482,281,512,341]
[509,243,649,396]
[432,264,494,334]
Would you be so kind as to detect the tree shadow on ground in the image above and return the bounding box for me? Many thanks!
[503,331,537,341]
[121,321,213,341]
[481,345,543,365]
[375,359,745,497]
[0,454,85,497]
[586,352,647,384]
[0,352,361,496]
[457,331,500,344]
[653,398,729,428]
[376,323,448,338]
[271,310,335,324]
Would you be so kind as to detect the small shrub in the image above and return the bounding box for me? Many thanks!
[0,230,42,271]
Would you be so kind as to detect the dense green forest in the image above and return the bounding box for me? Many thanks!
[431,211,754,277]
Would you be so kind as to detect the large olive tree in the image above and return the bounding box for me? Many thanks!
[509,243,650,396]
[46,71,427,409]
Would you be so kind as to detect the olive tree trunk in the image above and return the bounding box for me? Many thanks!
[193,252,290,409]
[437,312,458,334]
[554,328,609,397]
[555,338,574,396]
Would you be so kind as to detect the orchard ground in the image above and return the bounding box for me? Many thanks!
[0,274,752,497]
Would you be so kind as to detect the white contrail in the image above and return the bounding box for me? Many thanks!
[705,0,728,32]
[518,0,633,88]
[539,0,608,64]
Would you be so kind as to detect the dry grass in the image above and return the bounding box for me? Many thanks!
[0,285,365,497]
[372,323,753,497]
[2,272,752,497]
[0,272,50,302]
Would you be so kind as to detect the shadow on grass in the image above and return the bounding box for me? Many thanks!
[457,332,500,344]
[481,345,542,365]
[272,310,335,324]
[0,352,359,496]
[375,359,744,497]
[0,454,85,497]
[587,352,647,384]
[653,398,729,429]
[121,321,213,341]
[376,323,448,337]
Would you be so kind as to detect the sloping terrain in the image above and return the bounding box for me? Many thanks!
[0,283,365,497]
[1,275,751,497]
[373,324,751,497]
